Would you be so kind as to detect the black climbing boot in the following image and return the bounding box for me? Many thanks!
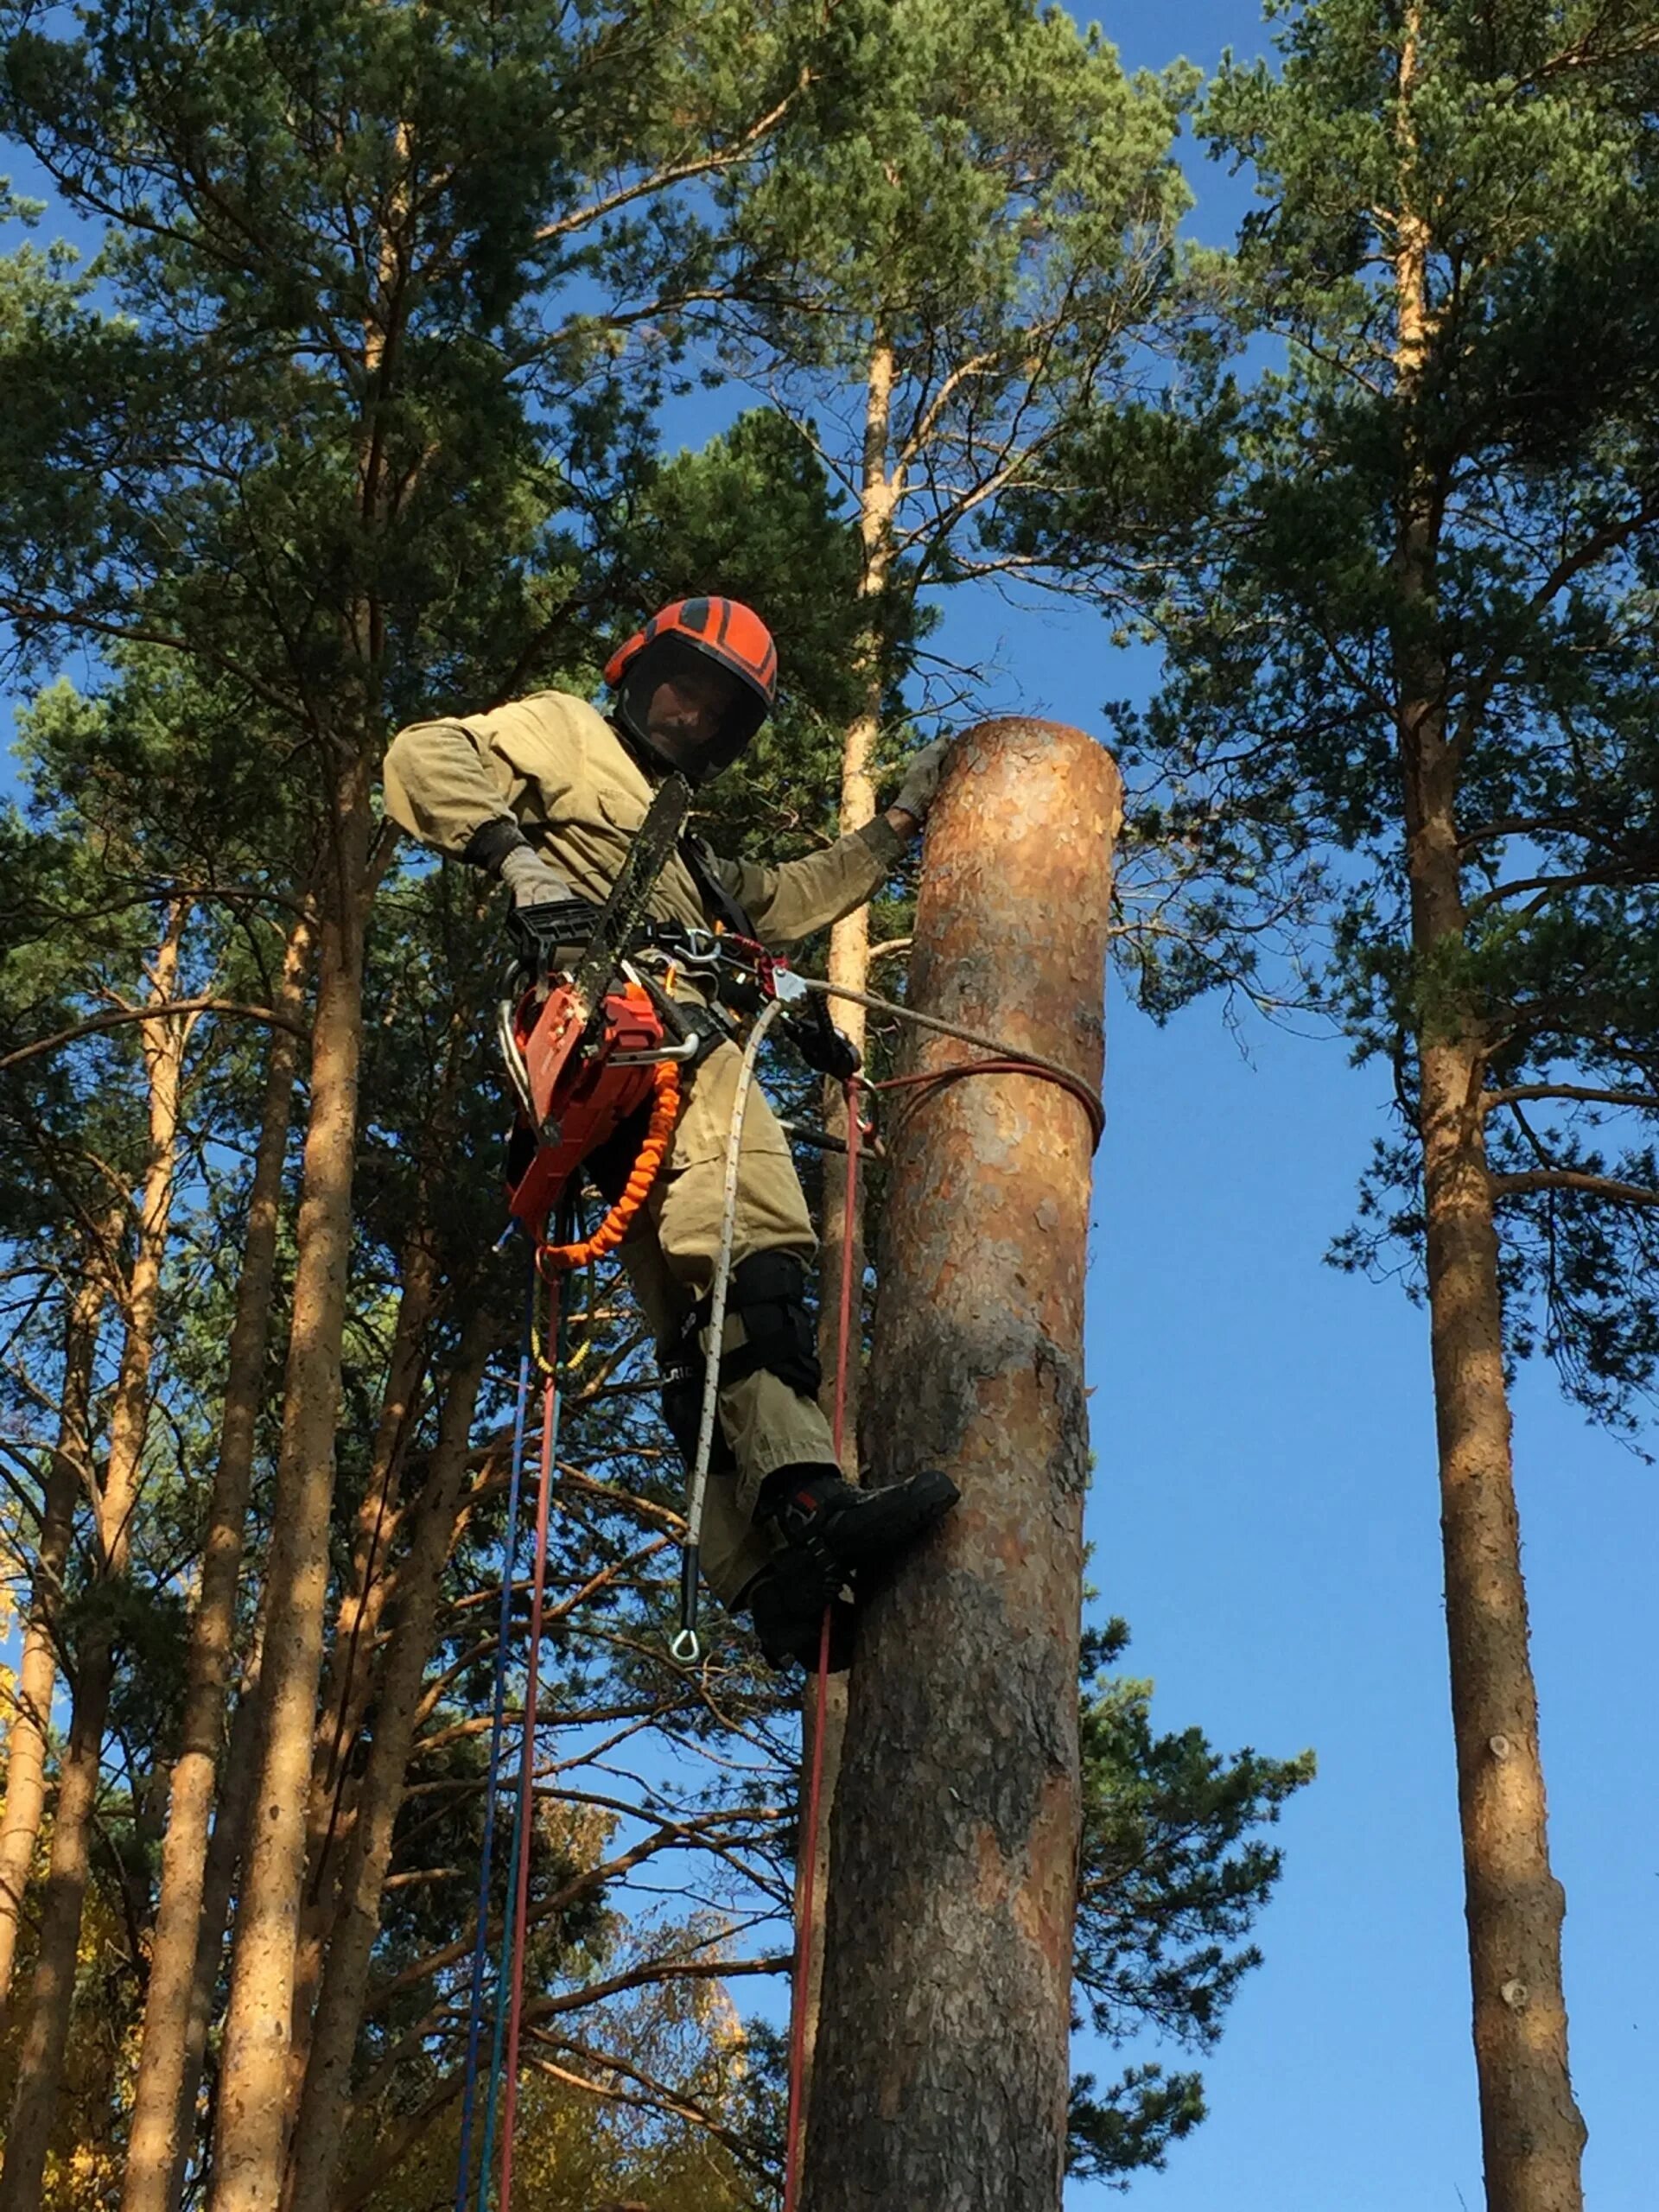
[757,1464,960,1590]
[745,1550,856,1673]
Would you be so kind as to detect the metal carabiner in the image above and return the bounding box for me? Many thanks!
[674,925,723,969]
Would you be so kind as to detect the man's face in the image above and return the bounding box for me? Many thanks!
[643,662,747,775]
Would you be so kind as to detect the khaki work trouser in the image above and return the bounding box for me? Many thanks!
[617,1039,839,1606]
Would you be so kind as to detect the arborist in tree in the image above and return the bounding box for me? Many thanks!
[383,596,958,1668]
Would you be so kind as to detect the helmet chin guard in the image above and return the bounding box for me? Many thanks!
[606,597,778,779]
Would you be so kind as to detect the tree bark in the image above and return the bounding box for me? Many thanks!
[170,1631,270,2212]
[1415,985,1585,2212]
[123,908,315,2212]
[802,719,1119,2212]
[282,1305,499,2212]
[0,1256,106,2027]
[0,1631,115,2206]
[1390,23,1585,2204]
[289,1225,442,2085]
[211,765,375,2212]
[1,906,193,2212]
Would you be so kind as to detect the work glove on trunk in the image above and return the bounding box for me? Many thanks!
[892,735,951,826]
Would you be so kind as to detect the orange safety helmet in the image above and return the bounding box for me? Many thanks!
[605,596,778,781]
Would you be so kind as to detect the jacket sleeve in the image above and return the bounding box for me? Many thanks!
[382,716,520,861]
[714,817,907,950]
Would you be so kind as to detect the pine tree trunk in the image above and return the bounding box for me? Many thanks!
[1389,24,1585,2202]
[0,1630,116,2208]
[123,910,315,2212]
[288,1228,442,2091]
[1414,1018,1586,2212]
[0,1259,105,2027]
[801,338,900,2110]
[173,1638,270,2211]
[211,767,375,2212]
[282,1306,498,2212]
[1399,606,1588,2212]
[1,908,192,2212]
[802,720,1119,2212]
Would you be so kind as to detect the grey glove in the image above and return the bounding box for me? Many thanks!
[499,842,577,908]
[893,735,950,826]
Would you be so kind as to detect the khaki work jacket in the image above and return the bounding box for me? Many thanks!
[382,689,904,950]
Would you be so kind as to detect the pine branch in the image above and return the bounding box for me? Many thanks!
[1486,1083,1659,1114]
[1491,1168,1659,1207]
[0,999,309,1074]
[524,2034,776,2182]
[533,87,805,243]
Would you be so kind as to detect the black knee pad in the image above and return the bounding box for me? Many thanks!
[658,1250,823,1468]
[720,1249,823,1399]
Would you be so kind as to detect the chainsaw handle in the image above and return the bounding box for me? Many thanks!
[506,898,606,980]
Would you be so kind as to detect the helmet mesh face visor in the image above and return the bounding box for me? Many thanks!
[617,633,769,779]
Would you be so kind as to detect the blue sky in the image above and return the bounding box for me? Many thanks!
[3,3,1655,2206]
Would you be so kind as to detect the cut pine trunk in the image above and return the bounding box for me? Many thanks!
[803,718,1119,2212]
